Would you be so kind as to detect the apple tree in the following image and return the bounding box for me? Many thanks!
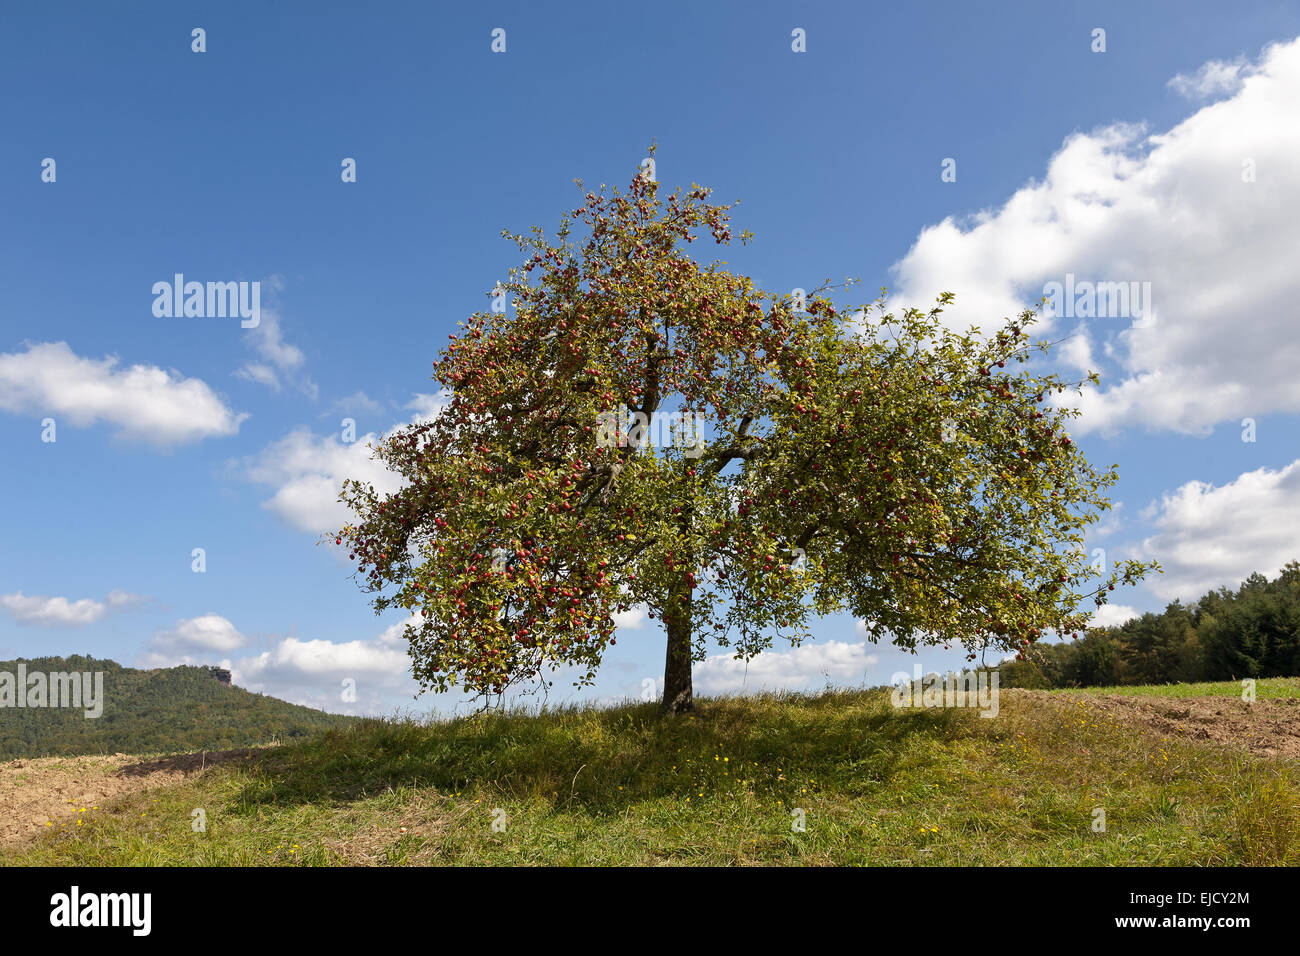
[335,154,1157,713]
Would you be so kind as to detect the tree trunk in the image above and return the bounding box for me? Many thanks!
[661,594,694,714]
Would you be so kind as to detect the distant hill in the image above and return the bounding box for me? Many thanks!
[0,655,355,759]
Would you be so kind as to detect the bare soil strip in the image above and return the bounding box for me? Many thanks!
[0,750,258,847]
[1088,694,1300,760]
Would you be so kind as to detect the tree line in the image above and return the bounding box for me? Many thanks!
[999,563,1300,688]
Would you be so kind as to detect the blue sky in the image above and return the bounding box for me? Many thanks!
[3,1,1299,716]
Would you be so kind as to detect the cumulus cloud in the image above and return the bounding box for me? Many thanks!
[0,342,246,445]
[1136,458,1300,600]
[140,614,250,666]
[1089,603,1141,628]
[232,621,418,714]
[886,37,1300,436]
[613,605,648,630]
[693,640,878,695]
[406,392,453,423]
[135,612,420,713]
[1168,57,1255,100]
[242,427,397,533]
[0,588,146,628]
[243,390,452,533]
[236,636,409,682]
[1090,502,1126,540]
[246,310,304,373]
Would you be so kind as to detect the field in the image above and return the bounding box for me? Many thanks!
[3,682,1298,866]
[1057,677,1300,700]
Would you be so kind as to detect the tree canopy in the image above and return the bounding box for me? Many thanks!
[336,154,1155,712]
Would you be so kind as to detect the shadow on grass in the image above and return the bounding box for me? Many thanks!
[228,690,978,817]
[116,748,262,777]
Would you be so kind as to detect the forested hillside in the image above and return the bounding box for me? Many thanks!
[1001,563,1300,688]
[0,656,355,759]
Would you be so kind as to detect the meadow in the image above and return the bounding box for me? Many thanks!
[4,681,1298,866]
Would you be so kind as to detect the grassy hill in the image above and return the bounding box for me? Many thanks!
[5,681,1298,865]
[0,656,355,759]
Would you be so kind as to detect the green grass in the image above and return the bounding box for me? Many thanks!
[6,685,1298,866]
[1061,677,1300,700]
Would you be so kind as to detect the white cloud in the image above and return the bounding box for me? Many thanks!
[232,625,418,714]
[243,390,452,534]
[236,279,317,399]
[1136,458,1300,600]
[613,605,647,630]
[1091,502,1126,540]
[140,614,250,666]
[235,636,409,681]
[0,342,246,445]
[246,310,304,372]
[234,362,281,392]
[1089,604,1141,628]
[134,612,421,713]
[406,391,453,423]
[886,37,1300,436]
[327,390,386,418]
[243,426,403,533]
[693,640,878,695]
[373,616,419,647]
[0,589,147,628]
[1168,56,1254,100]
